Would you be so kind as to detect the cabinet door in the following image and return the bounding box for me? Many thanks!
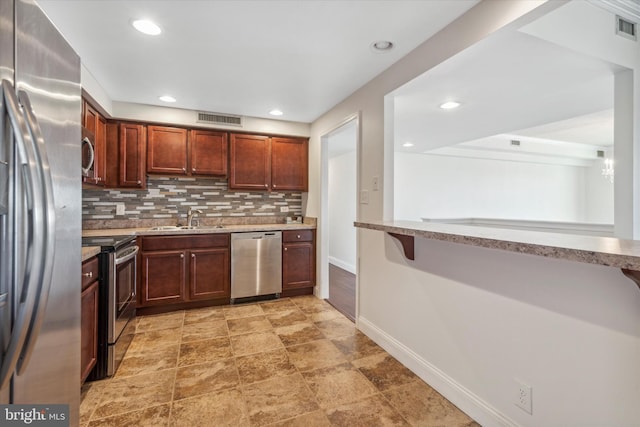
[94,114,107,185]
[189,248,230,300]
[282,241,315,290]
[190,130,228,176]
[141,250,186,306]
[271,137,308,191]
[81,280,99,383]
[147,126,188,175]
[119,123,146,188]
[83,101,97,134]
[229,134,270,190]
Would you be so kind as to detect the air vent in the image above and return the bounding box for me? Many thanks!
[197,111,243,127]
[510,140,521,146]
[597,150,605,158]
[616,15,637,41]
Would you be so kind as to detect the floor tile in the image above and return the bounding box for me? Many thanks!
[114,345,179,378]
[227,315,273,335]
[136,311,184,333]
[383,380,478,427]
[181,319,228,342]
[223,304,264,320]
[314,316,357,339]
[325,394,409,427]
[127,327,183,355]
[178,336,233,367]
[292,296,332,314]
[183,307,225,325]
[331,331,385,361]
[91,370,175,419]
[265,410,332,427]
[173,358,239,400]
[286,339,347,372]
[242,373,319,426]
[236,349,297,384]
[305,309,343,323]
[274,322,325,347]
[170,388,250,427]
[266,309,308,328]
[230,330,284,357]
[259,299,297,315]
[80,380,109,425]
[352,353,417,392]
[301,362,378,409]
[87,403,170,427]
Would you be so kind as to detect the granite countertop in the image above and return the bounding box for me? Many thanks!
[355,219,640,271]
[82,246,101,262]
[83,222,315,238]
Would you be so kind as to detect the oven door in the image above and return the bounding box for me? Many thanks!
[110,244,138,343]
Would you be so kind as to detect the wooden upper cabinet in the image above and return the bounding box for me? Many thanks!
[119,123,146,189]
[147,126,188,175]
[229,134,271,190]
[271,137,308,191]
[189,130,228,176]
[82,101,108,186]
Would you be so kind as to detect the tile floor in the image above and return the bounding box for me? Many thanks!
[80,296,480,427]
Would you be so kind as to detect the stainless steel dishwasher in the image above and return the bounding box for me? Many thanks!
[231,231,282,301]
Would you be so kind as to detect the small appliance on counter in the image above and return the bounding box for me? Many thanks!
[82,235,138,379]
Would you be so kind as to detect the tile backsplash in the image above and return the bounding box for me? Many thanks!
[82,177,303,229]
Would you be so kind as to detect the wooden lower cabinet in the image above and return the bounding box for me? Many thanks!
[81,257,99,384]
[282,230,315,296]
[139,234,230,310]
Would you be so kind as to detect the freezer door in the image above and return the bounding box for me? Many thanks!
[11,1,81,424]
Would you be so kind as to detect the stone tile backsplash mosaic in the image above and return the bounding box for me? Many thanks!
[82,177,303,229]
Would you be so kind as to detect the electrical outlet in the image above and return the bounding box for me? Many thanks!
[514,379,532,414]
[115,204,125,216]
[372,176,379,191]
[360,190,369,204]
[280,206,289,212]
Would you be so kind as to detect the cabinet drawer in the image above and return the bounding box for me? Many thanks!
[282,229,314,243]
[81,256,99,290]
[142,234,230,251]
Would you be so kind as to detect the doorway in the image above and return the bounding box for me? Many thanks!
[321,117,358,321]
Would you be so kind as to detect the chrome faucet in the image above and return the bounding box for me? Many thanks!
[187,209,203,227]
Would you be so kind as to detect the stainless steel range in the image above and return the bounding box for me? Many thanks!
[82,235,138,379]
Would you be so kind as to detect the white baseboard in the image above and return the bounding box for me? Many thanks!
[328,256,356,274]
[357,316,520,427]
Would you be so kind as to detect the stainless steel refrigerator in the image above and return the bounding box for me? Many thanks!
[0,0,81,424]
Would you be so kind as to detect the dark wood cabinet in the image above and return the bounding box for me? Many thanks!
[119,123,146,189]
[282,230,315,296]
[82,101,108,187]
[229,134,271,190]
[81,257,99,384]
[229,133,308,191]
[271,137,308,191]
[139,234,230,310]
[190,130,228,176]
[147,125,188,175]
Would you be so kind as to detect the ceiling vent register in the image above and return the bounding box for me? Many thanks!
[197,111,243,127]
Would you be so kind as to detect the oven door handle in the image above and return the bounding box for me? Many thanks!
[115,246,139,266]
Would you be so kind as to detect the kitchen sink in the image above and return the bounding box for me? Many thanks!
[149,226,180,231]
[148,225,225,231]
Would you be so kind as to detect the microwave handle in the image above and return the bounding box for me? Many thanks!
[81,136,94,176]
[15,89,56,375]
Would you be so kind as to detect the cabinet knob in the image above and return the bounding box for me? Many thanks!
[137,180,142,185]
[182,167,186,173]
[180,254,184,259]
[191,254,195,258]
[284,247,287,251]
[264,184,268,188]
[82,272,93,278]
[297,235,301,239]
[192,168,196,172]
[273,184,277,189]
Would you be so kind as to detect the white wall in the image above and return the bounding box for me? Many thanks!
[308,1,639,425]
[394,152,595,223]
[584,159,615,224]
[328,150,357,273]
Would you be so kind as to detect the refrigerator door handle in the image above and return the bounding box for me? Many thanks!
[0,80,43,390]
[15,90,56,375]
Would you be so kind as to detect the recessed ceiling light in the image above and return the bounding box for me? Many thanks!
[371,40,394,53]
[132,19,161,36]
[402,142,414,147]
[158,95,176,103]
[269,109,283,116]
[440,101,461,110]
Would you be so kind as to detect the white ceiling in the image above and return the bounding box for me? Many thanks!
[392,0,633,156]
[36,0,478,123]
